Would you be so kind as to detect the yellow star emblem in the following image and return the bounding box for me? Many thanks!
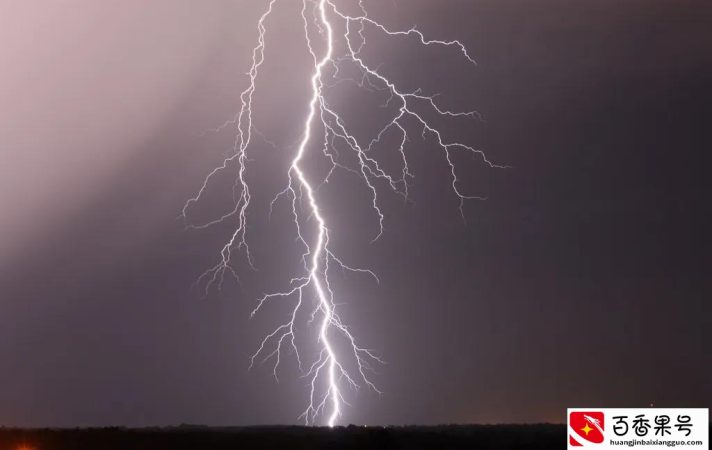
[580,422,593,436]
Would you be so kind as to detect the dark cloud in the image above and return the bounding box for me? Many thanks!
[1,0,710,426]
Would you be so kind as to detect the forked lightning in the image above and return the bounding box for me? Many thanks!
[182,0,504,427]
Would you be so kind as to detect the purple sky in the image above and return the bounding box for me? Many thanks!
[0,0,710,426]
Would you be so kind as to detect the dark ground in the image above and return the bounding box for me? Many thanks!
[0,425,563,450]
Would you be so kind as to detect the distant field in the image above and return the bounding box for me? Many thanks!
[0,424,563,449]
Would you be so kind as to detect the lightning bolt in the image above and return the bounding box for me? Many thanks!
[182,0,505,427]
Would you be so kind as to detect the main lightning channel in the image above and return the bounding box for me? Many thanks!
[290,0,340,427]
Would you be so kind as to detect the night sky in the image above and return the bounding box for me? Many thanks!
[1,0,710,427]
